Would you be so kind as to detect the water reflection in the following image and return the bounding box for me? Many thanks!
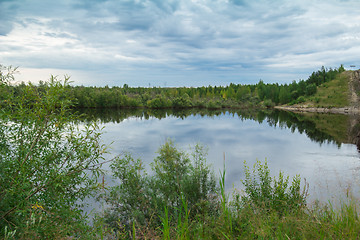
[77,108,360,203]
[77,108,360,148]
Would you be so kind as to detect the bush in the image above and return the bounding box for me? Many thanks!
[238,160,307,215]
[207,100,222,109]
[263,99,275,108]
[172,94,193,108]
[0,67,107,238]
[297,96,306,103]
[146,96,172,108]
[101,140,218,237]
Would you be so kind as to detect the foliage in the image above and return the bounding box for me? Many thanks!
[0,66,107,238]
[305,83,317,96]
[3,65,347,111]
[147,96,172,108]
[101,140,218,238]
[263,99,275,108]
[101,153,360,239]
[0,65,17,108]
[239,160,307,216]
[172,93,193,108]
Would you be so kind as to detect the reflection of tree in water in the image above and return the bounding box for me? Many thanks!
[239,109,343,147]
[76,108,349,148]
[349,122,360,152]
[266,111,342,147]
[75,108,229,123]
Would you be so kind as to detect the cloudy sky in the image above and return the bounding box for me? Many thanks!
[0,0,359,87]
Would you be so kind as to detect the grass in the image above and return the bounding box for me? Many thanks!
[307,72,350,108]
[139,191,360,240]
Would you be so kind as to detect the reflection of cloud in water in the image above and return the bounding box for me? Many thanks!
[96,111,360,205]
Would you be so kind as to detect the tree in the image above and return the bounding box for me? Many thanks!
[0,66,107,238]
[256,80,266,100]
[305,83,317,96]
[279,87,291,104]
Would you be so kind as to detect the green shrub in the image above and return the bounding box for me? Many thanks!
[147,96,171,108]
[172,94,193,108]
[238,160,307,215]
[0,67,107,238]
[207,100,222,109]
[101,140,218,237]
[263,99,275,108]
[297,96,306,103]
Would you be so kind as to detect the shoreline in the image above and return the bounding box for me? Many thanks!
[274,105,360,115]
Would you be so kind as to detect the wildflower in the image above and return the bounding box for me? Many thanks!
[31,202,44,210]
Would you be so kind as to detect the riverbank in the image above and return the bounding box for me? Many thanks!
[275,105,360,115]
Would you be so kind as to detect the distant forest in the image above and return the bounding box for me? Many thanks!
[3,65,346,110]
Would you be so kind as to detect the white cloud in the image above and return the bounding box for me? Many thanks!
[0,0,359,86]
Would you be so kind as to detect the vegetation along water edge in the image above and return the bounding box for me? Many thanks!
[4,64,357,112]
[1,64,360,239]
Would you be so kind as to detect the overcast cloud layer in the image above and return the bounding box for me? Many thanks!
[0,0,359,86]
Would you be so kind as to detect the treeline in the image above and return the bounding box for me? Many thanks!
[68,83,258,109]
[7,65,346,109]
[257,65,346,105]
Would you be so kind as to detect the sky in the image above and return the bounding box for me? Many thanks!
[0,0,359,87]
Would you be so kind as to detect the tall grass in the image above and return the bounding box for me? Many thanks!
[218,156,232,239]
[160,206,170,240]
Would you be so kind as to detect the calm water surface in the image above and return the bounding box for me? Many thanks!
[86,109,360,203]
